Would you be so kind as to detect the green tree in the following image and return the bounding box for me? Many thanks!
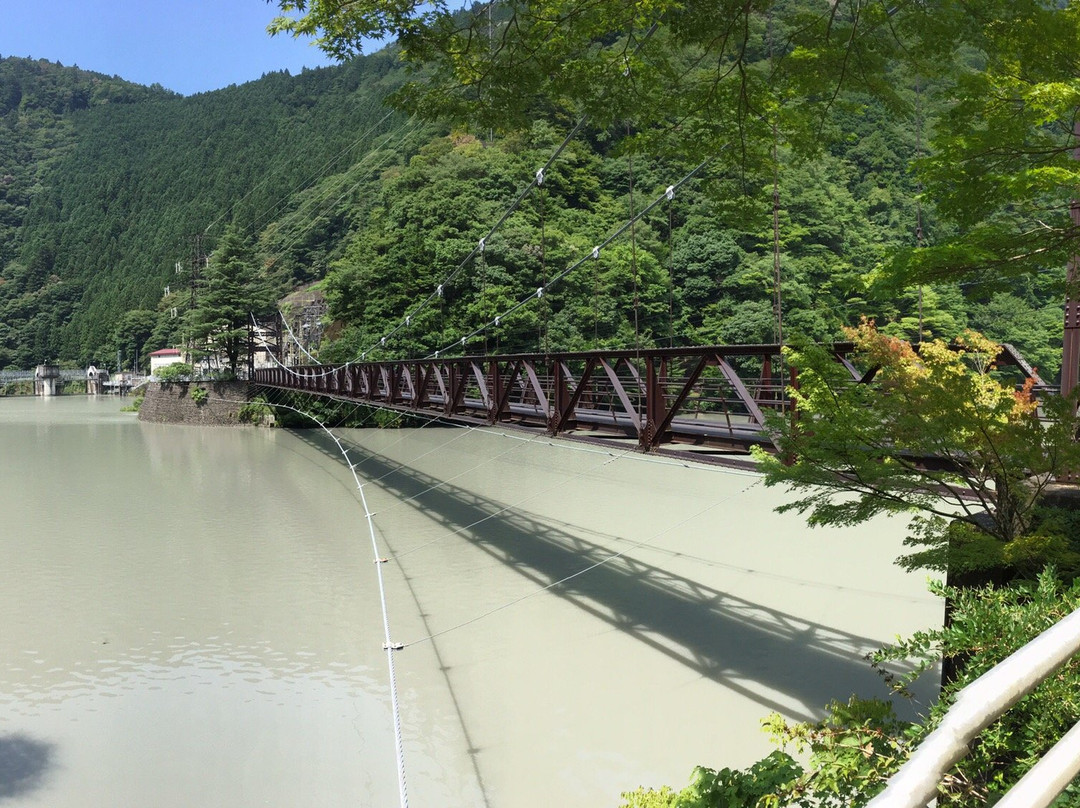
[270,0,900,163]
[112,309,158,371]
[273,0,1080,296]
[752,321,1080,578]
[186,226,272,375]
[156,362,193,382]
[890,0,1080,287]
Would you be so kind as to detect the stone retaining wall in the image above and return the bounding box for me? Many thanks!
[138,381,253,426]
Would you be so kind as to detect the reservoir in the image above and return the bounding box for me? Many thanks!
[0,396,940,807]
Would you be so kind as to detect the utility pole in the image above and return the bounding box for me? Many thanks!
[1062,119,1080,399]
[188,233,205,312]
[186,233,207,363]
[488,1,494,144]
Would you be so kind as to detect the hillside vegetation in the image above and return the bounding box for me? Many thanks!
[0,52,424,368]
[0,27,1066,379]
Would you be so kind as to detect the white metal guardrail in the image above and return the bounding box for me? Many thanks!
[868,605,1080,808]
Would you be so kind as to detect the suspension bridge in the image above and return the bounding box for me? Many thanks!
[187,71,1070,807]
[250,339,1044,461]
[241,312,1058,808]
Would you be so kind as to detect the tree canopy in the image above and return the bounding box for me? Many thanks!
[754,321,1080,578]
[271,0,1080,291]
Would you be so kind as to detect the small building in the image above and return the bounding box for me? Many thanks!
[86,364,109,396]
[149,348,184,375]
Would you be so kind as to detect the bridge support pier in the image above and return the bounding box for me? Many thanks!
[34,364,61,397]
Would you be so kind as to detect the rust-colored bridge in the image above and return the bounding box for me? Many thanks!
[252,342,1043,457]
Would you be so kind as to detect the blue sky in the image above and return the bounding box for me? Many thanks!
[0,0,342,96]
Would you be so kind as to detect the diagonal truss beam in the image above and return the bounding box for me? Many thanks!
[254,341,1041,459]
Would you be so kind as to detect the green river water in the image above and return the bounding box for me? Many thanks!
[0,395,940,807]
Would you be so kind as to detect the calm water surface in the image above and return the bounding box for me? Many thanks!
[0,396,940,806]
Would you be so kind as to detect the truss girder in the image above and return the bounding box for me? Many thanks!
[253,342,1039,454]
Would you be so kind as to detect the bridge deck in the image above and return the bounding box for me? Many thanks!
[252,339,1045,458]
[252,342,1042,457]
[255,345,799,454]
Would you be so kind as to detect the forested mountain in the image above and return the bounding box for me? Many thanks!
[0,57,172,266]
[0,58,175,366]
[0,27,1067,378]
[309,71,1063,376]
[0,51,425,368]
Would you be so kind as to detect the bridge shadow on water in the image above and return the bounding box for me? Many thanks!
[0,734,54,801]
[292,427,922,724]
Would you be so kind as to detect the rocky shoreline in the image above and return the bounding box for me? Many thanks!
[137,380,261,426]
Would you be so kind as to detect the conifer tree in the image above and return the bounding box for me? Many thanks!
[185,226,271,375]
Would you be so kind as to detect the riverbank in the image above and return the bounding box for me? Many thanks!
[137,380,259,425]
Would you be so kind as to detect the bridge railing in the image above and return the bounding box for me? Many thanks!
[1,369,99,383]
[255,344,832,453]
[868,603,1080,808]
[0,371,34,383]
[252,342,1041,455]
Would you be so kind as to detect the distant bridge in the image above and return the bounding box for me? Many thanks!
[252,342,1042,457]
[0,368,147,394]
[0,369,88,383]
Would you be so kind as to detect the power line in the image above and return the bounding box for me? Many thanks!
[254,27,671,373]
[425,157,713,358]
[254,156,714,379]
[203,109,401,237]
[354,114,592,361]
[258,115,425,278]
[354,23,663,362]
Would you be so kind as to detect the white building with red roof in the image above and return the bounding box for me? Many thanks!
[149,348,184,375]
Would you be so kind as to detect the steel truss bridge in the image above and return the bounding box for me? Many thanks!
[253,342,1042,458]
[0,369,88,383]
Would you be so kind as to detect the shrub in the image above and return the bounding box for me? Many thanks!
[156,362,194,382]
[237,396,272,424]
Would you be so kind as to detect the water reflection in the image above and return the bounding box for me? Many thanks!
[0,399,421,806]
